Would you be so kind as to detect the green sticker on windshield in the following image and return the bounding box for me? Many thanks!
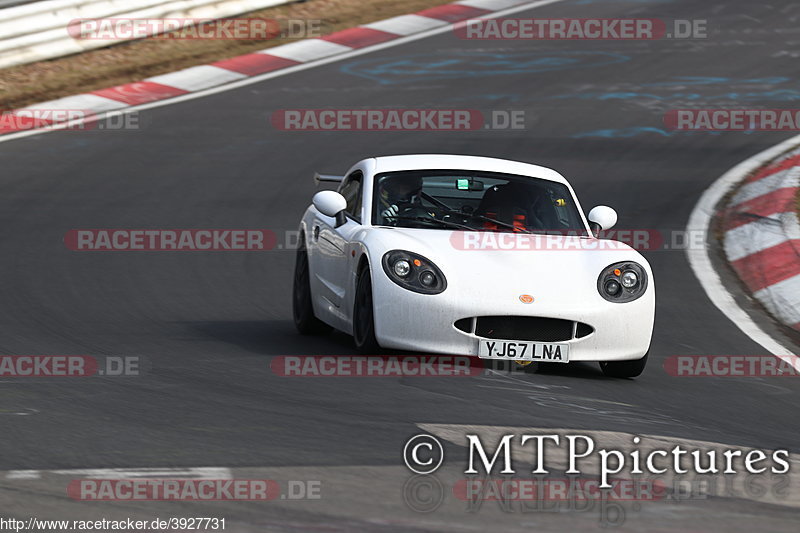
[457,179,469,190]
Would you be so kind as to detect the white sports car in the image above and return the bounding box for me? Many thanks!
[293,155,655,378]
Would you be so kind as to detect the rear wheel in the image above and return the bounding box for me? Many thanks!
[599,351,648,378]
[292,239,331,335]
[353,265,380,354]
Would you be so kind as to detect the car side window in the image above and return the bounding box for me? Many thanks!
[338,170,363,221]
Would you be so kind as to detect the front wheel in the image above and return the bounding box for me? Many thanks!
[353,265,380,354]
[293,241,331,335]
[599,351,648,378]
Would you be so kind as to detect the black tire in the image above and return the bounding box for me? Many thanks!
[292,240,331,335]
[353,264,380,354]
[599,351,648,378]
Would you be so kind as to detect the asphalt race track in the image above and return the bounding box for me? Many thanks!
[1,0,800,531]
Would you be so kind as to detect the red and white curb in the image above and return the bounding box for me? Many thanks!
[720,150,800,333]
[0,0,530,134]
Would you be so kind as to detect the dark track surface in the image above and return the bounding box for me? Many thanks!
[1,0,799,530]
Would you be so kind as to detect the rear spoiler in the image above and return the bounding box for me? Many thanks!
[314,172,344,185]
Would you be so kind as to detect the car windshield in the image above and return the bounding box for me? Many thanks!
[372,170,588,235]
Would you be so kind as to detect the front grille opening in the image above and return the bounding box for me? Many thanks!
[454,318,472,333]
[454,316,595,342]
[476,316,572,341]
[575,322,594,338]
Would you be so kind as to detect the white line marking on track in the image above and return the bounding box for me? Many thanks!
[0,408,38,415]
[5,467,233,480]
[6,470,39,479]
[459,0,532,9]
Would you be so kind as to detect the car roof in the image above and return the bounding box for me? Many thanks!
[369,154,569,185]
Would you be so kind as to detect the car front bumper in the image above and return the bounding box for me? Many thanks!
[371,272,654,362]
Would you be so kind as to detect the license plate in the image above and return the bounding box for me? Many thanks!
[478,340,570,362]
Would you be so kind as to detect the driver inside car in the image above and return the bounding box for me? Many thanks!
[379,176,424,222]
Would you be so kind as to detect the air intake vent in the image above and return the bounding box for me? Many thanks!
[476,316,573,342]
[575,322,594,338]
[454,318,472,333]
[454,316,595,341]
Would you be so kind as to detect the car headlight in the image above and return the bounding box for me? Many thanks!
[382,250,447,294]
[597,262,648,302]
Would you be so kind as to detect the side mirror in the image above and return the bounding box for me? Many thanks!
[587,205,618,235]
[312,190,348,226]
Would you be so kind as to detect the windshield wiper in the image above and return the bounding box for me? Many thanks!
[387,216,475,231]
